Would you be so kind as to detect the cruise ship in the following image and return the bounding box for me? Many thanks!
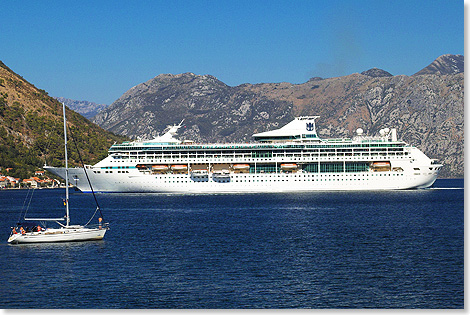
[44,116,442,193]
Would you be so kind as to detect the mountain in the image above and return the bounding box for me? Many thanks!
[0,61,127,179]
[414,54,464,76]
[54,97,108,119]
[92,54,463,178]
[92,73,294,142]
[361,68,393,77]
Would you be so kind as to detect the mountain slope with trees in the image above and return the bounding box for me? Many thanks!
[0,61,127,179]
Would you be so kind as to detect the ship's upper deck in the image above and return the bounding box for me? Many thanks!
[108,116,407,152]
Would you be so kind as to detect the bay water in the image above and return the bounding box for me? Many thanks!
[0,179,463,308]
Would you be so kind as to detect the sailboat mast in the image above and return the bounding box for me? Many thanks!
[62,103,70,227]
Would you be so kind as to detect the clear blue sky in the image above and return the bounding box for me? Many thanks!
[1,0,464,105]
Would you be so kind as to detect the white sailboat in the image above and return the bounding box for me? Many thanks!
[7,103,109,244]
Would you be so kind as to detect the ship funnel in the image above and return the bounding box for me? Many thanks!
[391,128,397,141]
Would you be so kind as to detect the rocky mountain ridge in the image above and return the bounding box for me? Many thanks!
[361,68,393,77]
[91,54,464,178]
[414,54,464,76]
[54,97,108,119]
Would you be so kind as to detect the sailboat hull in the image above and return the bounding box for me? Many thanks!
[8,227,107,244]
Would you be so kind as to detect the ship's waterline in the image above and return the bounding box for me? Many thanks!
[44,116,442,193]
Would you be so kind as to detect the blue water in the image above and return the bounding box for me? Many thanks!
[0,179,464,308]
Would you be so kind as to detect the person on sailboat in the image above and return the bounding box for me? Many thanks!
[20,227,25,235]
[11,227,17,234]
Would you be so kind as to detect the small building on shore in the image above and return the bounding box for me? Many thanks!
[22,177,40,188]
[35,170,45,176]
[0,176,20,188]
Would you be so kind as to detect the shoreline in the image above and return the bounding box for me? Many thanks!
[0,178,463,191]
[0,186,70,190]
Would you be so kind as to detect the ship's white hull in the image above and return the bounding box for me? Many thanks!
[8,227,107,244]
[44,166,439,193]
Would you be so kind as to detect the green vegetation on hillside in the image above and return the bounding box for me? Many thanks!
[0,92,127,180]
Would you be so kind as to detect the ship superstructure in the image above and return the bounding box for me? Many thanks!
[44,116,442,193]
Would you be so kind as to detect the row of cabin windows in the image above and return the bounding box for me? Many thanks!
[109,143,405,152]
[112,152,408,161]
[113,147,405,156]
[160,173,405,184]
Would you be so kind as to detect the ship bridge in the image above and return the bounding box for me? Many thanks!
[253,116,321,143]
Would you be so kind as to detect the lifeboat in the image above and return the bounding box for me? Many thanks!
[136,164,147,169]
[191,169,209,177]
[280,163,298,170]
[171,165,188,171]
[213,170,230,178]
[372,162,390,167]
[232,164,250,170]
[371,161,391,172]
[152,165,169,171]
